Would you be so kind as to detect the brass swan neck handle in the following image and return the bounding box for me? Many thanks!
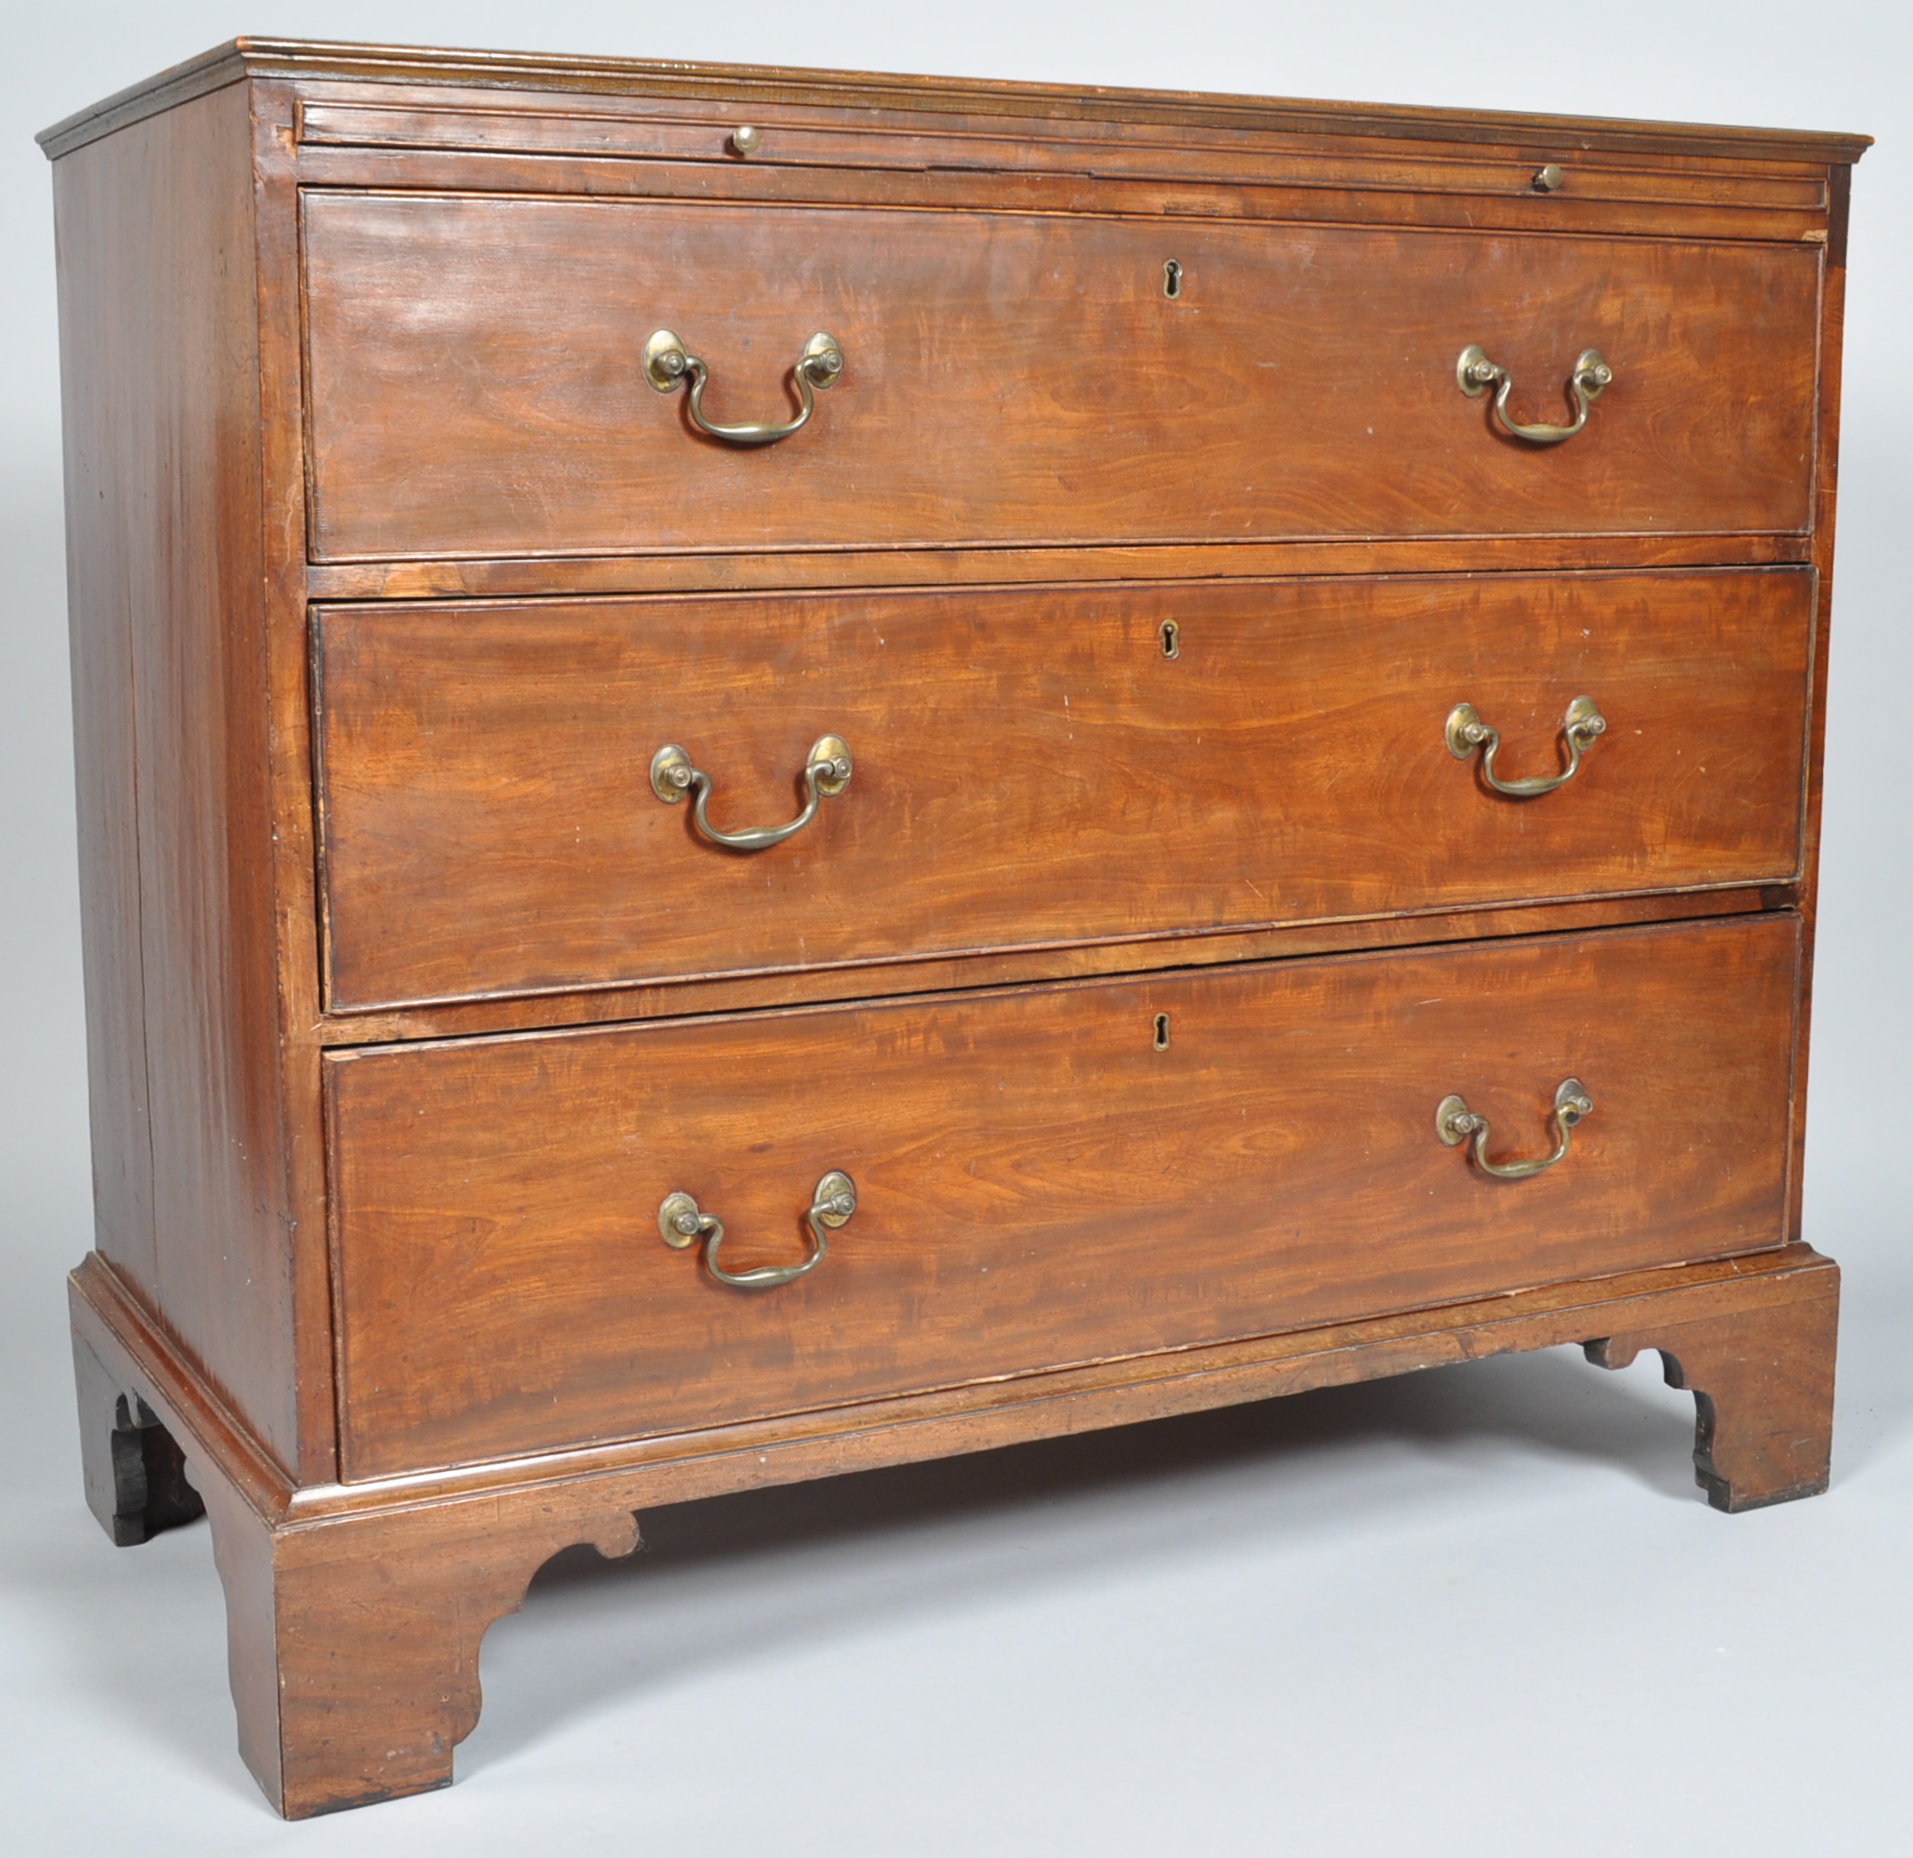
[658,1172,857,1290]
[644,329,844,446]
[1446,696,1606,797]
[651,735,852,852]
[1457,344,1612,444]
[1437,1078,1593,1181]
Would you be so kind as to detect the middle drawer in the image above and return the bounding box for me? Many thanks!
[314,567,1810,1010]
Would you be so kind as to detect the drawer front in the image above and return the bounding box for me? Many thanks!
[302,193,1819,561]
[328,914,1799,1478]
[315,569,1811,1010]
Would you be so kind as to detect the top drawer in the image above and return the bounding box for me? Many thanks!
[301,193,1820,562]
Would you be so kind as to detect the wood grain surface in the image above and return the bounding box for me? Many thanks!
[51,84,304,1474]
[301,195,1821,561]
[314,569,1812,1010]
[327,913,1800,1478]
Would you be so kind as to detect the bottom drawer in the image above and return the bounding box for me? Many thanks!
[328,913,1799,1479]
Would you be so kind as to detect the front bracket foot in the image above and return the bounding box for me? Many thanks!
[1585,1255,1838,1512]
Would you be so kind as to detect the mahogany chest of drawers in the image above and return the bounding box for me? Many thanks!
[43,39,1866,1816]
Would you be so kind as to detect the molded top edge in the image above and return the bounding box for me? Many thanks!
[38,35,1873,165]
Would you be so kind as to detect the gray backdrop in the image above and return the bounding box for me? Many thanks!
[3,3,1908,1851]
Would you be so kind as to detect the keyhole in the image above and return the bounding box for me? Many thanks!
[1160,620,1180,659]
[1153,1013,1170,1050]
[1163,259,1182,299]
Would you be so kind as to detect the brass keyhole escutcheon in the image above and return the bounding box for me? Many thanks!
[1163,259,1183,299]
[1161,620,1180,659]
[1153,1013,1170,1050]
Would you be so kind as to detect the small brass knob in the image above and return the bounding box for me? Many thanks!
[1533,162,1565,192]
[730,124,761,156]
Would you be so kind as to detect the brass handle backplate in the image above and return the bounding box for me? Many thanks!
[1437,1077,1593,1180]
[643,328,844,446]
[1446,695,1606,797]
[650,734,852,851]
[1457,344,1612,444]
[658,1171,856,1289]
